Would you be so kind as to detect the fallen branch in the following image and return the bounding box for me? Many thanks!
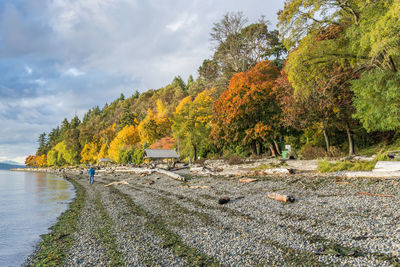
[239,178,259,183]
[104,180,129,187]
[267,193,295,203]
[356,192,394,197]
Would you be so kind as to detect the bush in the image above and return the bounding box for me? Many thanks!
[227,155,245,165]
[133,148,144,165]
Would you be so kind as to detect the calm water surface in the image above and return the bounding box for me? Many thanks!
[0,170,75,266]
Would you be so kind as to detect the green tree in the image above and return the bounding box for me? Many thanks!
[36,132,48,156]
[172,89,214,160]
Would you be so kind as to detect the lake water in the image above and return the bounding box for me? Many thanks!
[0,170,75,266]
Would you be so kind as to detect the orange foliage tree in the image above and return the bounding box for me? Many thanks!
[25,155,37,167]
[36,154,47,167]
[211,60,281,155]
[150,137,176,149]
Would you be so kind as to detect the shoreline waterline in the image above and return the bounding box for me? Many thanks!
[0,170,75,266]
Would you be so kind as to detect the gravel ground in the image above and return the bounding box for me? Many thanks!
[27,169,400,266]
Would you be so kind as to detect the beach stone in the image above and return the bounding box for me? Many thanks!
[218,196,230,205]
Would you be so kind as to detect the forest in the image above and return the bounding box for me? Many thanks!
[25,0,400,167]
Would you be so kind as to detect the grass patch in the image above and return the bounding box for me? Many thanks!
[252,161,288,170]
[28,177,86,266]
[108,187,220,266]
[317,160,376,173]
[93,192,124,266]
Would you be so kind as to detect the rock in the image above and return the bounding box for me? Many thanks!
[218,196,230,205]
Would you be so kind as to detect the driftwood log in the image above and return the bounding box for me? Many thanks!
[155,168,186,182]
[239,178,259,183]
[267,193,295,203]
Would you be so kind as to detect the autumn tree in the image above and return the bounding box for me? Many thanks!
[278,0,400,131]
[211,60,281,155]
[172,89,214,160]
[109,125,140,162]
[138,100,171,145]
[199,12,286,91]
[25,155,37,167]
[80,137,101,164]
[36,154,47,167]
[276,66,358,155]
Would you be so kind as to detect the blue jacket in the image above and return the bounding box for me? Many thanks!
[88,168,95,176]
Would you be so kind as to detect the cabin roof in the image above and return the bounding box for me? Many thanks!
[144,149,179,159]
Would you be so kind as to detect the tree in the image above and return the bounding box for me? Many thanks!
[36,154,47,167]
[36,133,48,156]
[109,125,140,162]
[80,137,101,164]
[278,0,400,131]
[211,60,281,155]
[172,89,214,160]
[201,12,285,91]
[138,100,172,145]
[25,155,37,167]
[352,70,400,131]
[276,66,358,155]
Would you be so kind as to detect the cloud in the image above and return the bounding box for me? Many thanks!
[25,64,32,75]
[63,68,85,77]
[0,0,284,162]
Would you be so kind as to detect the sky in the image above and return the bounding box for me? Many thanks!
[0,0,284,164]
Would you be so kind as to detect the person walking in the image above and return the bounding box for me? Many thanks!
[88,167,95,184]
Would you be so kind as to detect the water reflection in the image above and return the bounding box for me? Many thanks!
[0,170,75,266]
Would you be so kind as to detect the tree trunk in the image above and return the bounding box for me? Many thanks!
[193,144,197,162]
[322,123,330,153]
[270,144,277,157]
[346,123,355,156]
[251,141,257,155]
[273,140,281,155]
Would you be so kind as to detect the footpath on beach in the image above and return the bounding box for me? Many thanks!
[20,159,400,266]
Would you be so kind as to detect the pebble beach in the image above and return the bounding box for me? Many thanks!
[23,167,400,266]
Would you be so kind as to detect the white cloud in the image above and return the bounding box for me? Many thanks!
[25,64,32,74]
[32,79,46,86]
[64,68,85,77]
[166,13,198,32]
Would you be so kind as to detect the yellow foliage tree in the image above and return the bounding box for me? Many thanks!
[80,137,101,164]
[138,100,172,145]
[98,138,109,160]
[109,125,140,162]
[36,154,47,167]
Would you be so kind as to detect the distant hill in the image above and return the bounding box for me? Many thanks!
[0,162,25,170]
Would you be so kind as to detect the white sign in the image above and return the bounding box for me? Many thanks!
[285,145,291,152]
